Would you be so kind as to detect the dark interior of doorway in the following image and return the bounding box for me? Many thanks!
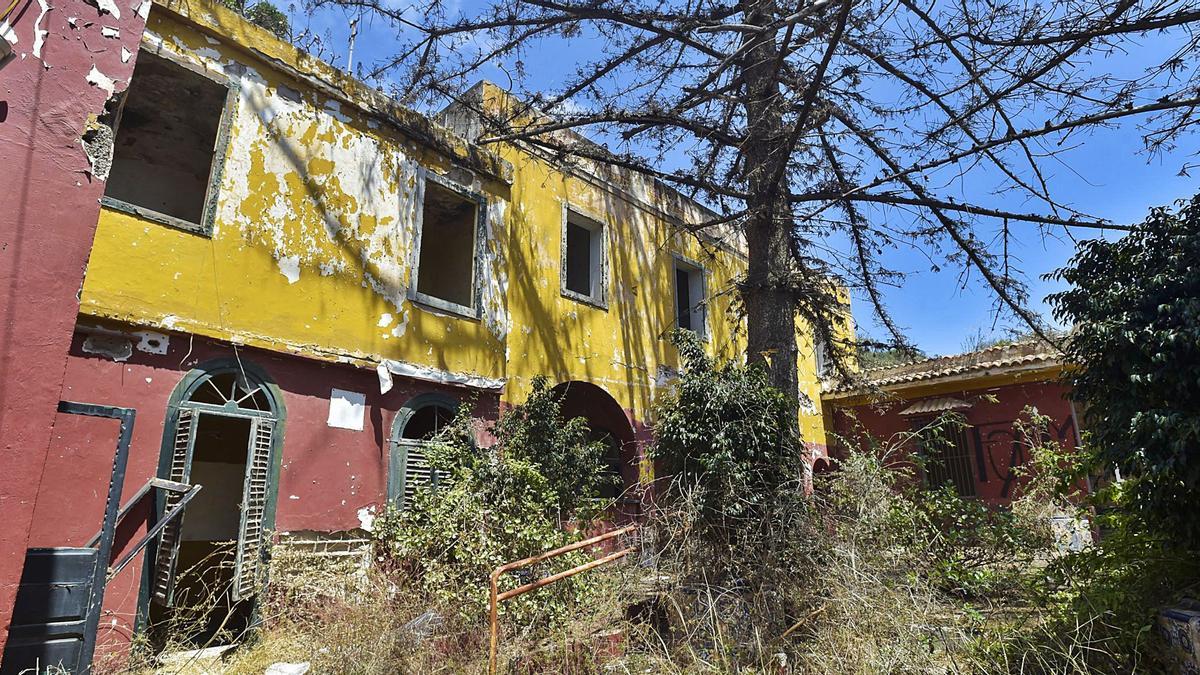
[149,413,256,647]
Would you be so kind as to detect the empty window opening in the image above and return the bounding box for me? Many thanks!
[416,179,478,311]
[674,260,706,336]
[401,404,456,441]
[562,212,605,304]
[391,400,457,509]
[105,52,228,230]
[915,416,977,497]
[593,431,626,501]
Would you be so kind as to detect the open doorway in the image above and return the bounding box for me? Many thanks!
[149,413,253,644]
[146,363,282,649]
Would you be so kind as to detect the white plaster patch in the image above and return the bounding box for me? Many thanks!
[140,29,162,50]
[323,99,350,123]
[134,0,149,18]
[390,310,409,338]
[1,20,18,45]
[318,260,344,276]
[327,388,366,431]
[121,46,131,62]
[376,312,393,328]
[101,25,119,38]
[31,0,49,59]
[289,495,299,500]
[93,0,121,18]
[277,254,301,284]
[86,65,116,96]
[479,199,510,340]
[356,507,376,532]
[133,330,169,354]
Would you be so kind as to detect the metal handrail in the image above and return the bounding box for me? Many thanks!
[488,524,636,674]
[83,477,202,580]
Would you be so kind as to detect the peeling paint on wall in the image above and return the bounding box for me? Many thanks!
[86,65,117,96]
[83,12,511,393]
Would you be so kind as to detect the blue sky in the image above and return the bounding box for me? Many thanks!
[286,1,1199,356]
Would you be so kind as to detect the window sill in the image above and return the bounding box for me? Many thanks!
[410,291,480,320]
[560,287,608,311]
[101,196,212,237]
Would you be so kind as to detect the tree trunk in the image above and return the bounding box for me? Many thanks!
[738,0,801,439]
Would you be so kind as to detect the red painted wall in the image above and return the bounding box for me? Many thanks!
[30,328,498,661]
[0,0,147,649]
[830,381,1080,505]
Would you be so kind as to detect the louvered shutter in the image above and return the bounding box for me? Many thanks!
[396,441,434,509]
[152,408,198,605]
[232,417,273,602]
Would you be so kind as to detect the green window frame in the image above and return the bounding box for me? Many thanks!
[100,46,239,237]
[387,393,459,509]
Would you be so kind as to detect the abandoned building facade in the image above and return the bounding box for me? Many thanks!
[823,341,1081,505]
[1,0,832,668]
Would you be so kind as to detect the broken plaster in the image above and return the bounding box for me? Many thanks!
[31,0,49,60]
[81,114,114,181]
[380,358,505,391]
[84,0,121,19]
[82,334,132,361]
[86,65,116,96]
[1,20,17,46]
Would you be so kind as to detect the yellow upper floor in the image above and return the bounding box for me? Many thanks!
[78,0,830,440]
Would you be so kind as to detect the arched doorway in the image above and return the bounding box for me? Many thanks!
[550,382,639,516]
[388,393,459,509]
[146,359,285,646]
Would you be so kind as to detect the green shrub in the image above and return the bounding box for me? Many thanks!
[371,377,609,627]
[651,330,802,560]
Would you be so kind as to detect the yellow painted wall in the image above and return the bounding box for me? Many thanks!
[460,83,829,436]
[79,0,832,444]
[81,3,512,383]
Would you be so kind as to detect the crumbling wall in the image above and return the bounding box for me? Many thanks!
[0,0,147,651]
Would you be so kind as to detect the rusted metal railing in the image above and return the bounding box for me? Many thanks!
[488,524,636,674]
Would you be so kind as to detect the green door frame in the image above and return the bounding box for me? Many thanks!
[134,358,286,642]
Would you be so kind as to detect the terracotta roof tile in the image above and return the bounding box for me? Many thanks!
[823,339,1062,395]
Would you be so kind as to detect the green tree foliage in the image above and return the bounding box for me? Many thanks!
[653,330,800,526]
[857,343,928,369]
[1048,194,1200,544]
[371,377,608,623]
[222,0,290,40]
[650,330,806,588]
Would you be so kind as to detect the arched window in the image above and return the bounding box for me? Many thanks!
[388,394,458,509]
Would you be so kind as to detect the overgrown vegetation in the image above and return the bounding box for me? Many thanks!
[1050,194,1200,546]
[371,377,612,627]
[127,232,1200,671]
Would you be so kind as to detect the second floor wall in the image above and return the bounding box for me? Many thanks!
[77,0,832,442]
[81,0,513,384]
